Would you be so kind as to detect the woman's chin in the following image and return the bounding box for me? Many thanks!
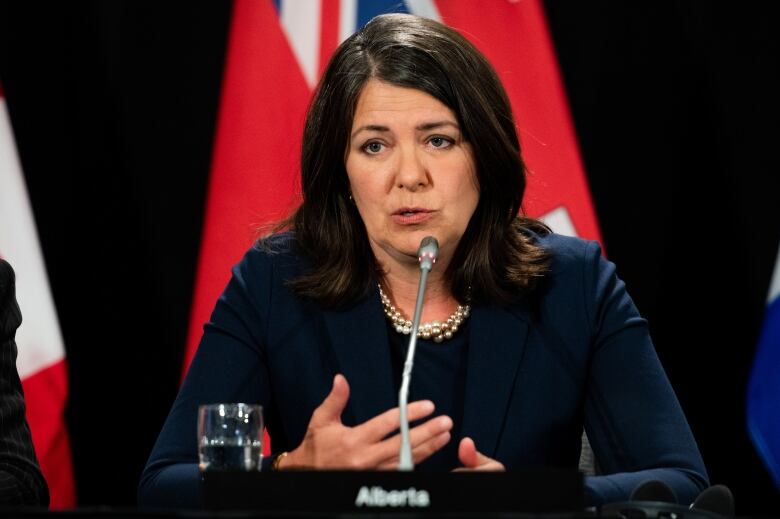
[403,230,441,248]
[371,232,450,267]
[371,239,422,265]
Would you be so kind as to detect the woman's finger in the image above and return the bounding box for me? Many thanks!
[411,430,451,464]
[371,415,453,466]
[357,400,435,442]
[454,437,505,471]
[310,374,351,426]
[457,436,479,467]
[376,431,452,470]
[452,460,505,472]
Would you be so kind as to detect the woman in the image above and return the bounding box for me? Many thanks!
[139,13,708,508]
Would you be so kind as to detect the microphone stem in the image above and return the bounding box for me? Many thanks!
[398,266,431,471]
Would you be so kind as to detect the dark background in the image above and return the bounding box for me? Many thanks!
[1,0,779,514]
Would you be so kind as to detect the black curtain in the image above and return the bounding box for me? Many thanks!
[0,1,778,513]
[0,0,231,506]
[545,2,780,513]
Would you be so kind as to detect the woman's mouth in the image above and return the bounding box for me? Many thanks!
[391,208,434,225]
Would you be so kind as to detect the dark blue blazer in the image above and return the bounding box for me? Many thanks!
[139,232,708,508]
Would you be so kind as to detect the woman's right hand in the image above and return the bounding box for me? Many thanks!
[279,374,452,470]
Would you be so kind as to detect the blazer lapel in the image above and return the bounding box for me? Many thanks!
[322,287,396,425]
[461,304,530,458]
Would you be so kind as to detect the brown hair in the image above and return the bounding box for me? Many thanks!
[275,13,550,308]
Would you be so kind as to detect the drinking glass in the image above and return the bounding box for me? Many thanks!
[198,403,264,471]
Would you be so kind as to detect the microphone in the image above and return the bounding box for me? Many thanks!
[398,236,439,471]
[602,480,735,519]
[630,479,678,503]
[690,485,734,518]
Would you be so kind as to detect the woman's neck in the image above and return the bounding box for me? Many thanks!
[376,251,460,323]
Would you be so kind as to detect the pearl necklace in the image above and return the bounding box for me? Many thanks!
[378,284,471,343]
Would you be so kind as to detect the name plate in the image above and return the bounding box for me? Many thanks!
[203,469,583,514]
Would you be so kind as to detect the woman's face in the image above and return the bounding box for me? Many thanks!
[345,79,479,268]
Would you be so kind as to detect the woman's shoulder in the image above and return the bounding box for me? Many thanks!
[243,231,305,264]
[212,232,312,315]
[527,230,603,275]
[518,229,617,310]
[526,231,627,321]
[235,231,310,282]
[253,230,301,255]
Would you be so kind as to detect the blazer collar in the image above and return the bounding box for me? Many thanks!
[322,285,397,425]
[461,303,531,458]
[323,288,531,460]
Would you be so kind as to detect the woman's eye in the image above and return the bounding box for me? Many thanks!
[429,136,453,149]
[363,142,384,154]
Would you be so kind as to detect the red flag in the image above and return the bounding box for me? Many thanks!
[0,85,76,508]
[183,0,309,379]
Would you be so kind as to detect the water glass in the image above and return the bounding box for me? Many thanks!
[198,403,263,471]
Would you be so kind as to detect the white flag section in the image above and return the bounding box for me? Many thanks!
[539,206,579,239]
[768,251,780,305]
[0,90,75,507]
[0,102,65,378]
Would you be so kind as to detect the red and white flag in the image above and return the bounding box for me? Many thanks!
[0,85,76,508]
[184,0,601,388]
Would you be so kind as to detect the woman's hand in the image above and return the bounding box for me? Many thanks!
[454,437,505,471]
[280,374,453,470]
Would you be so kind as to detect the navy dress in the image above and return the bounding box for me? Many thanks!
[386,320,470,471]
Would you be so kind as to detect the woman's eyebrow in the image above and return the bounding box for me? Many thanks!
[351,124,389,139]
[416,120,459,131]
[351,120,459,139]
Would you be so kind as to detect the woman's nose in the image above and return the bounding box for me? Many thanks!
[395,147,429,191]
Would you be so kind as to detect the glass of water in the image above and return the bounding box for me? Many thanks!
[198,403,263,472]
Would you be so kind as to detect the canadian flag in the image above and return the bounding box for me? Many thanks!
[183,0,602,456]
[0,85,76,507]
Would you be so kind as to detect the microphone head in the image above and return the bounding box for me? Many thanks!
[630,479,678,504]
[691,485,734,518]
[417,236,439,271]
